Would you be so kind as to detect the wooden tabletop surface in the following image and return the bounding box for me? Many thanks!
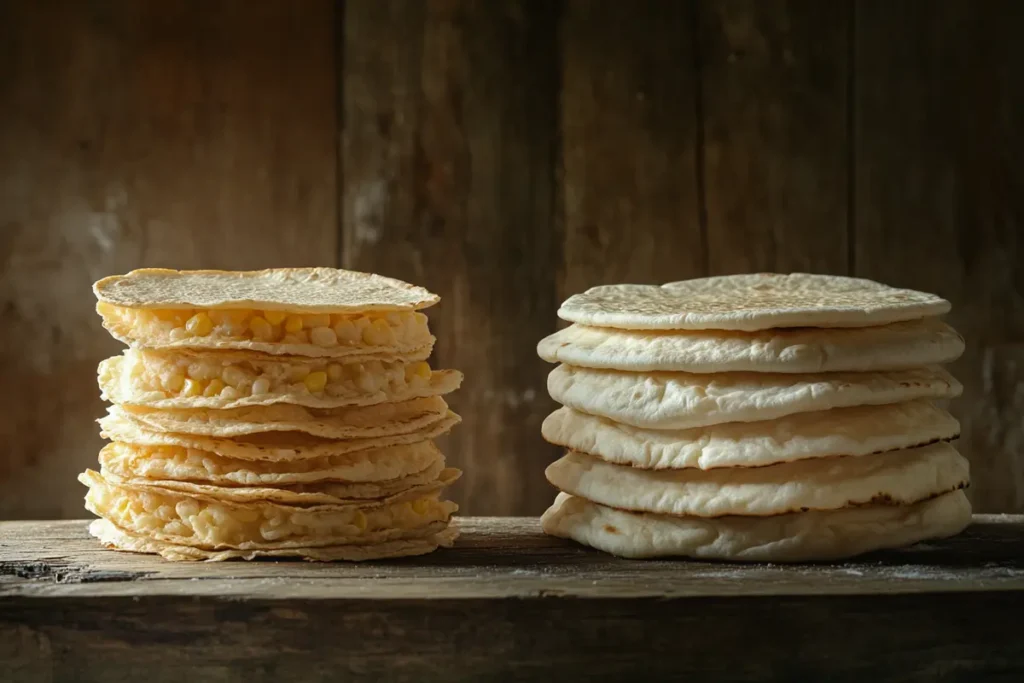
[3,516,1024,682]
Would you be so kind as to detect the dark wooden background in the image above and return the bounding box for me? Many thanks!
[1,0,1021,519]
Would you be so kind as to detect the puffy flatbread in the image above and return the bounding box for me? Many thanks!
[558,274,950,331]
[545,444,969,518]
[548,364,961,430]
[538,318,963,373]
[541,402,960,469]
[541,490,972,561]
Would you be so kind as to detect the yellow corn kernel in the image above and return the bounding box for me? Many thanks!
[303,371,328,393]
[153,309,183,323]
[249,316,273,341]
[332,318,360,344]
[413,361,431,380]
[182,379,204,397]
[203,378,226,397]
[251,377,271,395]
[284,315,304,333]
[207,310,229,325]
[310,326,337,347]
[351,509,367,531]
[303,313,331,329]
[164,373,185,392]
[222,366,249,388]
[326,363,343,381]
[411,498,430,515]
[185,312,213,337]
[362,318,395,346]
[264,310,287,325]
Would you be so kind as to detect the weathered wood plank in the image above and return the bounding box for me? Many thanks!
[341,1,562,516]
[2,518,1024,682]
[2,518,1023,599]
[854,1,1024,512]
[0,0,337,519]
[560,0,704,297]
[699,0,850,274]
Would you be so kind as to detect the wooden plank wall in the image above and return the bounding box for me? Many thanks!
[0,0,1021,518]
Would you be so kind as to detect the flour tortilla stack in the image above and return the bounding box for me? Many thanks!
[82,268,463,561]
[538,273,970,561]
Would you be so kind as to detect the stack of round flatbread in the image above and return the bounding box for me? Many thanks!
[537,274,971,562]
[80,268,463,562]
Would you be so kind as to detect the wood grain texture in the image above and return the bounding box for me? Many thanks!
[2,518,1024,682]
[0,0,337,519]
[700,0,850,274]
[560,0,704,298]
[341,0,562,516]
[854,1,1024,512]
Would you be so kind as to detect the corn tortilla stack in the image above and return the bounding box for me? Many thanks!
[81,267,462,561]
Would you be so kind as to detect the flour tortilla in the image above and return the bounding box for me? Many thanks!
[106,397,455,439]
[541,490,972,561]
[100,410,459,462]
[546,444,968,518]
[559,274,950,331]
[538,318,964,373]
[81,469,458,550]
[548,364,961,430]
[98,462,461,506]
[89,518,458,562]
[541,402,960,469]
[98,440,449,489]
[99,349,462,409]
[94,267,439,312]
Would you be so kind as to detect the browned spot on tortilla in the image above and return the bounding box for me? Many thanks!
[603,524,619,534]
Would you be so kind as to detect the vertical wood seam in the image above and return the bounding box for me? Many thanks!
[552,1,566,316]
[689,0,709,277]
[334,0,346,268]
[846,0,857,276]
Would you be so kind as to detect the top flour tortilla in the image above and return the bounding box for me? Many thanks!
[94,268,439,313]
[558,274,950,331]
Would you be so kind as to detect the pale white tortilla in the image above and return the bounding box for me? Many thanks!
[558,274,950,331]
[538,318,963,373]
[548,364,961,430]
[541,490,972,561]
[541,402,960,469]
[545,444,969,518]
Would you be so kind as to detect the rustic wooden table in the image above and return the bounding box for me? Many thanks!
[2,516,1023,682]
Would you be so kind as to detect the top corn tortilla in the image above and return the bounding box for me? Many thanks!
[558,273,951,331]
[94,267,439,313]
